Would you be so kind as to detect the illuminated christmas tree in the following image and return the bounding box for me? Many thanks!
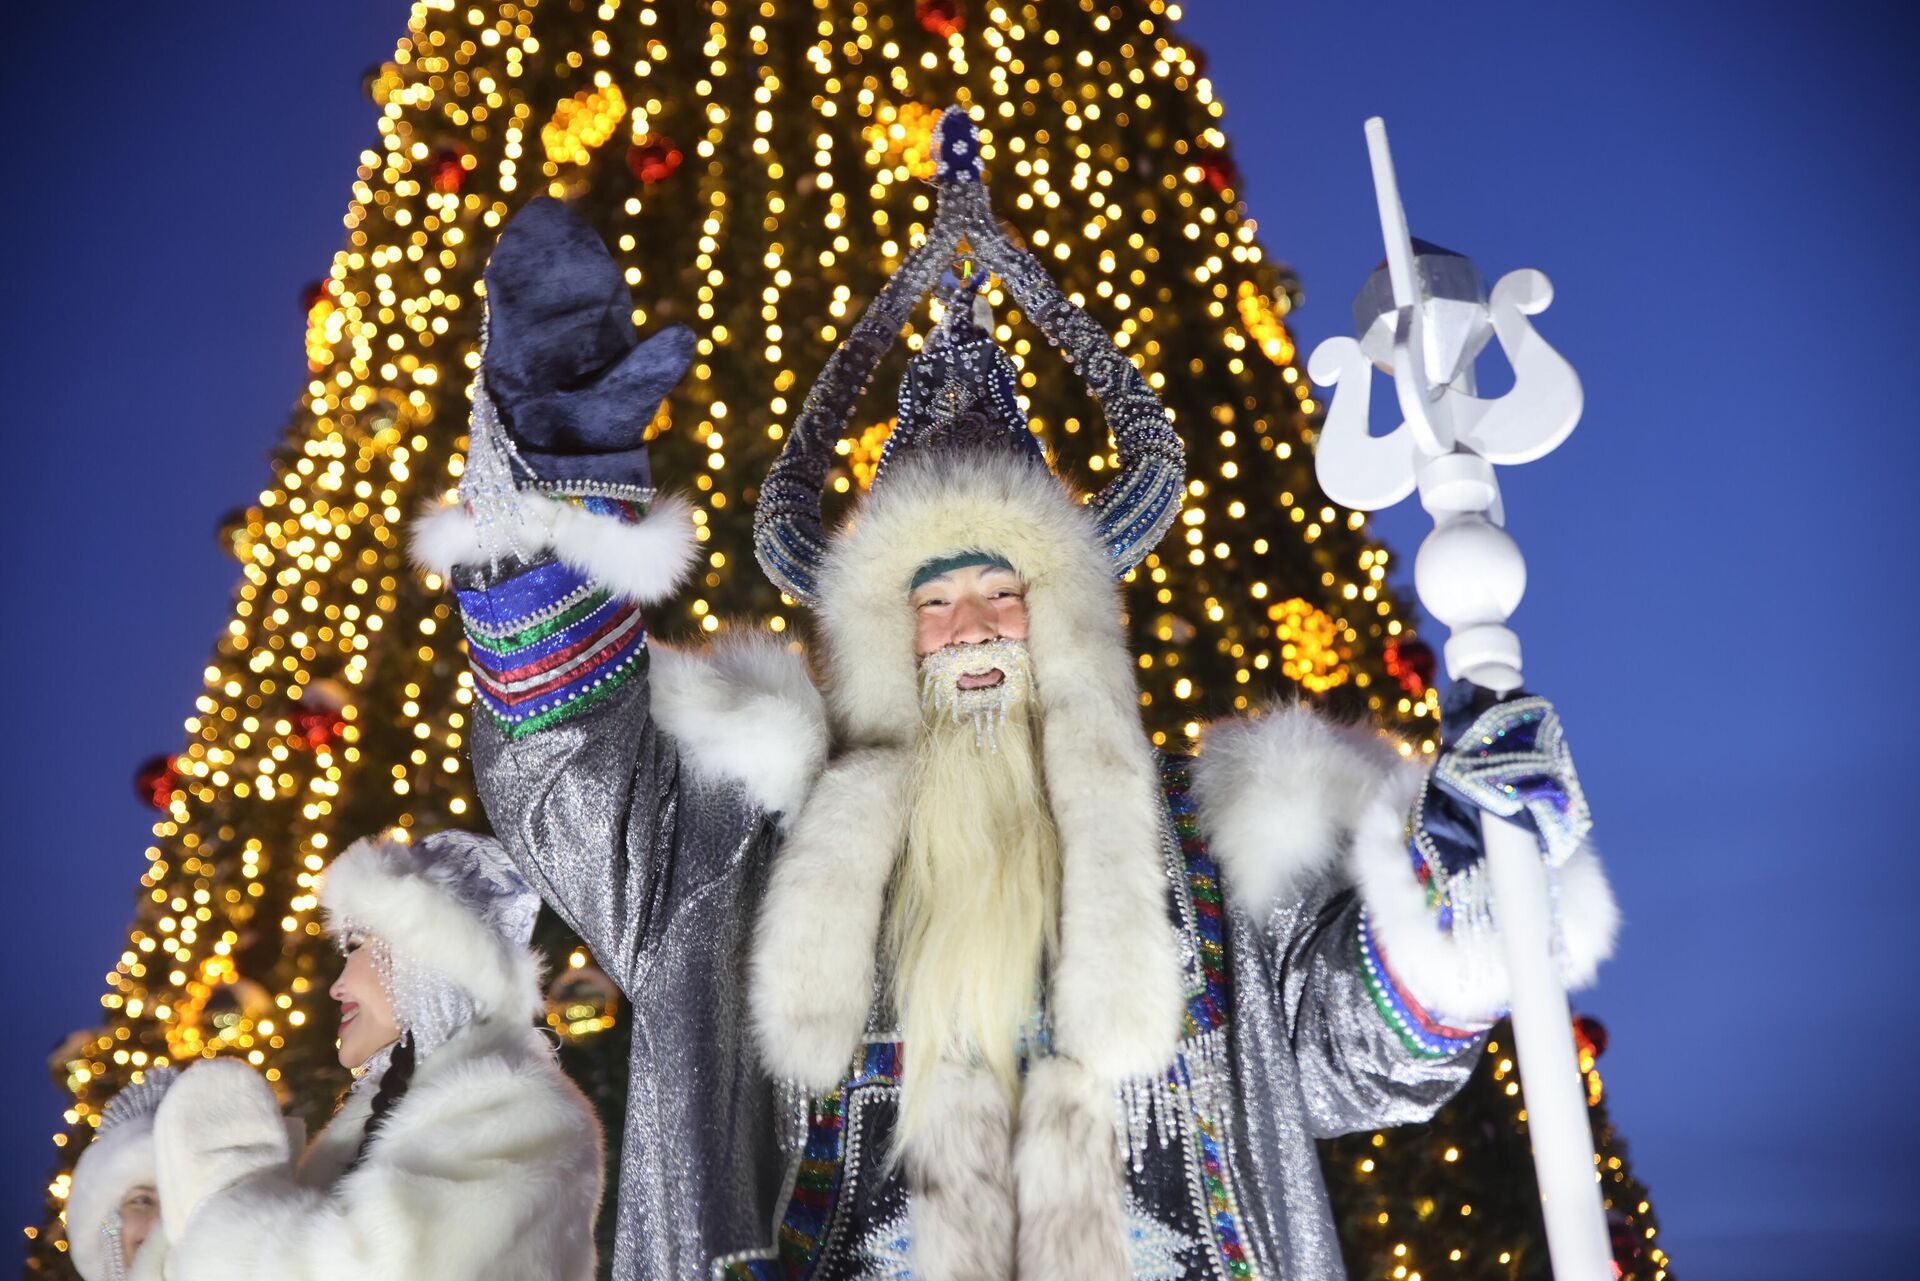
[28,1,1666,1276]
[1322,1016,1671,1280]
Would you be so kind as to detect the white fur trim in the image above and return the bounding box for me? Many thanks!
[163,1020,602,1281]
[902,1064,1016,1281]
[408,490,698,607]
[763,451,1183,1084]
[126,1237,169,1281]
[1352,770,1621,1022]
[318,836,544,1023]
[1193,704,1406,923]
[748,748,914,1088]
[1012,1058,1128,1279]
[152,1060,291,1244]
[650,633,828,825]
[68,1115,160,1281]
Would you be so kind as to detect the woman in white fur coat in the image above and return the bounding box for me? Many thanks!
[149,829,603,1281]
[66,1071,176,1281]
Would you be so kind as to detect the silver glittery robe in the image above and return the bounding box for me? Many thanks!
[430,456,1619,1281]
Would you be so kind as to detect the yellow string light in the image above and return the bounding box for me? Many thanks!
[31,2,1666,1275]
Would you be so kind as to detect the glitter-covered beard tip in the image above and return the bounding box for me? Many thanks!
[918,637,1034,750]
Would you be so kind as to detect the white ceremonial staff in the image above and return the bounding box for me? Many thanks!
[1308,118,1611,1280]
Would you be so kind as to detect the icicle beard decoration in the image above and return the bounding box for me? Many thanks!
[458,311,538,574]
[917,637,1035,750]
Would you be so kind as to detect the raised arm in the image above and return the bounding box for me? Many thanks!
[1194,701,1617,1137]
[410,197,826,991]
[431,487,699,988]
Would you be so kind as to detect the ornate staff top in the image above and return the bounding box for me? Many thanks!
[1310,117,1584,692]
[753,107,1186,606]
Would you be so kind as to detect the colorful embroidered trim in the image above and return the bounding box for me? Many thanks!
[721,1042,902,1280]
[1190,1098,1256,1280]
[1160,754,1231,1037]
[1356,912,1487,1060]
[459,561,646,741]
[560,492,648,523]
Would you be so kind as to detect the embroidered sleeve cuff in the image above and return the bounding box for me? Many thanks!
[459,560,648,740]
[413,489,699,741]
[1351,769,1619,1028]
[1356,912,1492,1059]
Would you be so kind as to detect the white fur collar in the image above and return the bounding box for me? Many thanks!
[749,453,1184,1090]
[649,633,828,826]
[296,1017,551,1191]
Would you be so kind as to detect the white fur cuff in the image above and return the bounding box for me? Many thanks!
[1353,771,1621,1023]
[410,490,698,607]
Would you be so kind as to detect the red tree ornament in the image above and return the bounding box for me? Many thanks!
[1572,1014,1609,1061]
[300,279,332,312]
[134,753,180,810]
[1382,636,1436,696]
[293,708,346,749]
[431,146,469,194]
[1199,152,1240,196]
[626,137,683,184]
[916,0,964,38]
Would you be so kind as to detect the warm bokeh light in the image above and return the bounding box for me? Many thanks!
[27,2,1664,1277]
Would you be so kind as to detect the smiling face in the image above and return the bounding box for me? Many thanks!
[328,938,400,1070]
[910,562,1030,675]
[115,1185,158,1267]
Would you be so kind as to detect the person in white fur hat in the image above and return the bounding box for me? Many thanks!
[66,1070,175,1281]
[149,828,604,1281]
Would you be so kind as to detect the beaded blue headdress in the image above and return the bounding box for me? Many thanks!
[874,260,1045,487]
[754,107,1186,606]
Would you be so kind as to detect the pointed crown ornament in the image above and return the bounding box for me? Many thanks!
[875,259,1046,486]
[753,107,1185,606]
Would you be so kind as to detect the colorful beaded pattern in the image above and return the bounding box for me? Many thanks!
[1188,1091,1256,1280]
[457,496,650,740]
[1356,912,1486,1060]
[1160,754,1231,1036]
[721,1042,903,1280]
[1160,753,1262,1280]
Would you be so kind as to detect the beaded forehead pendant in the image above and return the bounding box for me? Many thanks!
[752,106,1186,607]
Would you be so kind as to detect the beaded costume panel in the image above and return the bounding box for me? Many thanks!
[712,755,1264,1281]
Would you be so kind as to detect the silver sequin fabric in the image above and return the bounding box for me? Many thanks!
[467,590,1478,1281]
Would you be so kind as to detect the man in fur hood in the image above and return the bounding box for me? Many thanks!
[417,113,1617,1281]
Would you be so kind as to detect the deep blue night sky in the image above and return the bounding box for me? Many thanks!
[3,3,1915,1276]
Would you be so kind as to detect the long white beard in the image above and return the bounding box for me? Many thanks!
[885,639,1060,1147]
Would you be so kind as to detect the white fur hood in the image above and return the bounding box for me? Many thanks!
[750,450,1186,1089]
[67,1109,162,1281]
[316,834,544,1025]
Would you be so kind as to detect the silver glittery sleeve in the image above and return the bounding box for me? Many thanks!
[454,555,765,992]
[1263,889,1483,1139]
